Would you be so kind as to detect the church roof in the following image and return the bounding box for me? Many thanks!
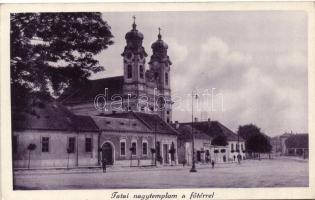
[12,99,99,132]
[60,76,124,105]
[179,121,244,142]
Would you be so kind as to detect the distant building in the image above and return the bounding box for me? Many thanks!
[173,119,246,164]
[270,132,308,158]
[285,134,308,158]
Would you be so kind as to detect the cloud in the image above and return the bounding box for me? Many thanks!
[172,37,307,135]
[168,38,188,64]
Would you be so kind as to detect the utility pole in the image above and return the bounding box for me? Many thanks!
[190,91,197,173]
[154,120,157,166]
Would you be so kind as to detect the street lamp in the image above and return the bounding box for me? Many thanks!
[190,91,198,173]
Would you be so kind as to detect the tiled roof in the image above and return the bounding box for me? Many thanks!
[179,121,244,142]
[60,76,124,105]
[101,111,179,135]
[92,116,151,132]
[12,99,98,132]
[132,112,179,135]
[174,124,211,141]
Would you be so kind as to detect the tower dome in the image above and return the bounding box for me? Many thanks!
[151,28,168,52]
[122,16,147,57]
[149,28,171,65]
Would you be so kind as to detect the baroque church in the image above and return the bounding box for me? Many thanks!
[62,17,173,123]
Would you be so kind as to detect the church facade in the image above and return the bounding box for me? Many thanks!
[62,18,173,123]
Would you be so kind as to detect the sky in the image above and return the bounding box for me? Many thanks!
[91,11,308,137]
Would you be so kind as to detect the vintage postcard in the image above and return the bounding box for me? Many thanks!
[0,2,314,200]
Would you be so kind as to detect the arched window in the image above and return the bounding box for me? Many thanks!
[139,65,144,79]
[127,65,132,78]
[165,72,169,85]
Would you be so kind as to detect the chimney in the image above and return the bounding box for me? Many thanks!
[175,121,179,129]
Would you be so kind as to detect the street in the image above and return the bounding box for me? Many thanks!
[14,158,308,190]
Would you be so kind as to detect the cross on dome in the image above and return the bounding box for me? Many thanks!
[132,15,137,30]
[158,27,162,40]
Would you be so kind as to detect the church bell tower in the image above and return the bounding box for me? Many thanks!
[149,28,172,123]
[122,16,148,111]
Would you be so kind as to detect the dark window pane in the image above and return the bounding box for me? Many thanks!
[85,138,92,152]
[120,142,126,156]
[132,142,137,155]
[143,142,147,155]
[165,72,168,85]
[68,137,75,153]
[42,137,49,152]
[127,65,132,78]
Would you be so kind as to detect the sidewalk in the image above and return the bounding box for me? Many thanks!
[14,163,221,175]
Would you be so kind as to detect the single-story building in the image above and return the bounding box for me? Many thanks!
[173,119,246,164]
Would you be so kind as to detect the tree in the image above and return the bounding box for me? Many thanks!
[238,124,261,141]
[27,143,37,169]
[11,13,114,107]
[237,124,272,159]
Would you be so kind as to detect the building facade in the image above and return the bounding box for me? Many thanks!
[174,119,246,164]
[12,100,179,169]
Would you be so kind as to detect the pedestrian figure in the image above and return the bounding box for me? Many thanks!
[183,159,187,167]
[211,160,215,169]
[237,154,241,164]
[102,158,107,173]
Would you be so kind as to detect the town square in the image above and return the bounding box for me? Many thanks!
[14,158,308,189]
[6,7,310,195]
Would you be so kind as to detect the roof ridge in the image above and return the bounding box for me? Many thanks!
[130,111,154,130]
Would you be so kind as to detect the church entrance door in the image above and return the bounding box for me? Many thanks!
[102,142,114,165]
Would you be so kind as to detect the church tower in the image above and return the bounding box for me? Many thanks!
[122,16,148,111]
[149,28,172,123]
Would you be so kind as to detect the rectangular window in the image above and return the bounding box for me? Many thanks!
[12,136,18,154]
[68,137,75,153]
[142,142,148,155]
[120,141,126,156]
[127,65,132,78]
[42,137,49,152]
[85,138,92,153]
[131,142,137,155]
[231,143,234,151]
[236,144,239,151]
[241,144,244,151]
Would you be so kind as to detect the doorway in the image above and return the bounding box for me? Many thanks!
[101,142,114,165]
